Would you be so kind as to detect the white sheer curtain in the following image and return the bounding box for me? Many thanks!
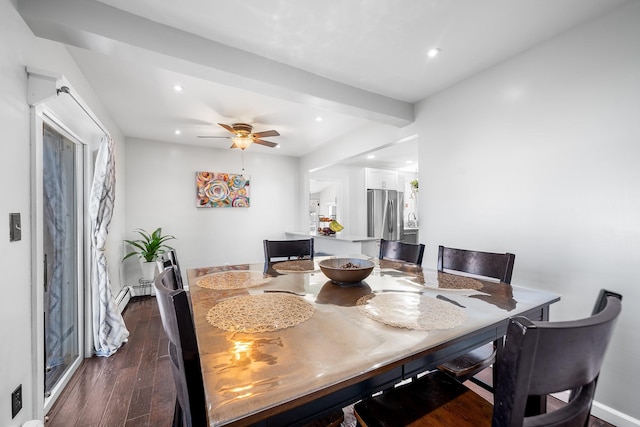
[90,136,129,356]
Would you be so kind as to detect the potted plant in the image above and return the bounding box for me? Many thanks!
[123,228,175,280]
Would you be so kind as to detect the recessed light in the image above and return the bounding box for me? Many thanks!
[315,116,323,122]
[367,154,375,159]
[275,144,281,149]
[406,160,413,164]
[427,48,441,58]
[173,85,183,92]
[174,129,181,135]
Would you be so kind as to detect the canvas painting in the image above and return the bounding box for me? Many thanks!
[196,171,250,208]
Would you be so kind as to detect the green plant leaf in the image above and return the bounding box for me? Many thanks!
[122,228,176,262]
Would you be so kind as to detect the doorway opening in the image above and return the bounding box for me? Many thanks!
[42,120,85,408]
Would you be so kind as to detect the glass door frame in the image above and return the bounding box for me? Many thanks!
[31,107,90,415]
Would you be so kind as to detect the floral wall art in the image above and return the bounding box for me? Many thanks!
[196,171,250,208]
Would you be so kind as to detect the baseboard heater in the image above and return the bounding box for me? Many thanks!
[115,286,132,313]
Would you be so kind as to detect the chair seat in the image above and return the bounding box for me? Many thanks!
[354,371,493,427]
[438,342,496,381]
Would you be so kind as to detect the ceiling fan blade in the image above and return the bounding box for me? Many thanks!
[218,123,237,134]
[252,138,278,148]
[197,135,230,138]
[251,129,280,138]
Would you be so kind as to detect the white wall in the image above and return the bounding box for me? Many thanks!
[415,2,640,424]
[318,183,337,218]
[123,138,300,282]
[0,1,126,425]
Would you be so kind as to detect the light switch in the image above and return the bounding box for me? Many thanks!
[10,213,21,242]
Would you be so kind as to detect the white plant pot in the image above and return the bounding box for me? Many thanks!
[140,261,157,281]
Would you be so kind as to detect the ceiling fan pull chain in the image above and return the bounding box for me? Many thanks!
[241,150,245,172]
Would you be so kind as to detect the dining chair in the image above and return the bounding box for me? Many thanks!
[436,245,516,392]
[154,268,206,427]
[354,289,623,427]
[263,238,314,272]
[157,249,184,289]
[157,264,182,291]
[378,238,425,265]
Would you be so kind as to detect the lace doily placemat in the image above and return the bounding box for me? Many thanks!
[356,293,467,330]
[378,259,404,270]
[436,272,483,290]
[206,294,315,333]
[196,271,271,290]
[421,271,484,291]
[272,260,317,273]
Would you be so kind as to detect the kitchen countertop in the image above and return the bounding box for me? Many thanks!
[286,231,379,243]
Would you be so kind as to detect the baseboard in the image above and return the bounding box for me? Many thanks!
[551,390,569,402]
[115,286,132,313]
[591,401,640,427]
[552,390,640,427]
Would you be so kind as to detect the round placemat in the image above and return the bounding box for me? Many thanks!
[436,272,483,291]
[421,271,484,291]
[378,259,404,270]
[356,293,467,330]
[272,260,317,273]
[196,271,271,290]
[206,293,315,333]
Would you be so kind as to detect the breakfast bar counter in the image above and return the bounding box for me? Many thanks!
[285,231,379,257]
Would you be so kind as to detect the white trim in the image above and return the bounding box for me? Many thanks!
[40,116,87,414]
[115,286,132,313]
[552,390,639,426]
[31,106,94,419]
[30,106,45,422]
[591,401,640,427]
[26,67,61,106]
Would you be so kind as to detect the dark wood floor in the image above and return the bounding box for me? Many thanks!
[46,296,176,427]
[46,296,614,427]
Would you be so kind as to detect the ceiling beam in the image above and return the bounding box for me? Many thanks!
[18,0,414,127]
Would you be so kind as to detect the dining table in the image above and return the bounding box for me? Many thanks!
[186,257,560,426]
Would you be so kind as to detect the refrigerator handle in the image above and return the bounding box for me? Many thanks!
[389,199,395,234]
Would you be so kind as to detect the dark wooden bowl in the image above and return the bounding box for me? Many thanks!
[318,258,375,285]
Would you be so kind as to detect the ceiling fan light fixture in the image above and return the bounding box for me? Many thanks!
[199,123,279,149]
[232,136,253,150]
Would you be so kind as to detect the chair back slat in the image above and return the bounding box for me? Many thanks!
[154,269,206,427]
[379,239,425,265]
[157,249,184,289]
[263,238,314,272]
[438,245,515,283]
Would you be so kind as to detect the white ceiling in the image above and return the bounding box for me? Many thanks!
[18,0,627,163]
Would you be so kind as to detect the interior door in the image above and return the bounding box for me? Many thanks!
[42,122,83,400]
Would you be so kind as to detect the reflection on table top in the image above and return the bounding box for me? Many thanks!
[187,258,559,426]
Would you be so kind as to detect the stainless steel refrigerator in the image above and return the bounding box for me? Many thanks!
[367,189,404,240]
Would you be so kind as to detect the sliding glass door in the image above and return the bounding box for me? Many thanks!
[42,122,84,399]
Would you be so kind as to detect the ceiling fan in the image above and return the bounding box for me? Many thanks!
[198,123,280,150]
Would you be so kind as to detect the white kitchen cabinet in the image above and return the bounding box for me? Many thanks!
[365,168,397,190]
